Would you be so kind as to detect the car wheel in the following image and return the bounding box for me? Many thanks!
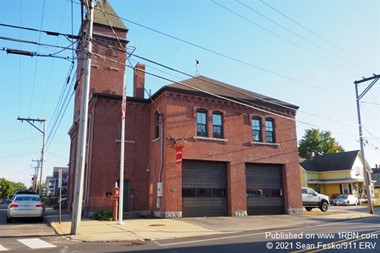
[305,207,313,211]
[38,216,44,222]
[320,201,329,212]
[6,217,12,223]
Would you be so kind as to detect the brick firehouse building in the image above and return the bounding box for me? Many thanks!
[67,2,303,218]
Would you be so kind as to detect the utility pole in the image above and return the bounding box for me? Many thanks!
[354,73,380,215]
[71,0,94,235]
[17,117,46,196]
[32,159,41,192]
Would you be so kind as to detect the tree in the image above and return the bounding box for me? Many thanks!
[12,182,28,192]
[0,178,14,197]
[298,128,344,158]
[0,178,28,197]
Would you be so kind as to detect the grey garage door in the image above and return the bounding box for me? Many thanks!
[182,160,227,217]
[246,164,284,215]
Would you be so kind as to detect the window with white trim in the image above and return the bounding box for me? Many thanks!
[196,109,208,137]
[212,111,223,138]
[265,118,275,143]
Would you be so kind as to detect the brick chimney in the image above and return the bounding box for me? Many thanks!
[133,63,145,98]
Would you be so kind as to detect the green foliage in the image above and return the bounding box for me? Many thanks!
[91,209,113,221]
[0,178,28,197]
[299,128,345,158]
[43,196,59,206]
[13,182,28,192]
[0,178,15,197]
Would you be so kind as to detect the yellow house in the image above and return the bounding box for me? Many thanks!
[372,169,380,205]
[300,150,366,200]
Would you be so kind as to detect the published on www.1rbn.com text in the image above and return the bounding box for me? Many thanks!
[264,231,378,251]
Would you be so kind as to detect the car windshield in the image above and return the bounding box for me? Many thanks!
[14,195,41,202]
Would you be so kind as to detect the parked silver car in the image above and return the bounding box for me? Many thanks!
[6,194,45,222]
[331,194,359,206]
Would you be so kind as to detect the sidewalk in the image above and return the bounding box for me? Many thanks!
[46,209,375,242]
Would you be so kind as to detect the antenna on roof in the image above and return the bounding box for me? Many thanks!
[195,59,200,76]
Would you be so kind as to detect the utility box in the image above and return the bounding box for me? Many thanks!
[157,182,163,197]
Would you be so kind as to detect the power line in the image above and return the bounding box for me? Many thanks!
[0,36,77,51]
[0,23,80,40]
[102,9,356,100]
[257,0,375,67]
[1,47,75,61]
[130,53,357,128]
[29,0,46,115]
[91,49,361,140]
[45,67,77,150]
[210,0,355,74]
[234,0,365,72]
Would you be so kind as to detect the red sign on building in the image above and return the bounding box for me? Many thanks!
[176,146,183,164]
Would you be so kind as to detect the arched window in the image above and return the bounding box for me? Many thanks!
[265,118,275,143]
[196,109,208,137]
[212,111,223,138]
[252,116,262,142]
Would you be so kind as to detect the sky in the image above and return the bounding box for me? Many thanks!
[1,0,379,188]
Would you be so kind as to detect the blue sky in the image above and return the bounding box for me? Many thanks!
[1,0,379,187]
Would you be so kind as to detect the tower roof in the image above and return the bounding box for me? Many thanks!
[94,0,127,31]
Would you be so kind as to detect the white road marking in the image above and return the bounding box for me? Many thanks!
[17,238,57,249]
[0,245,8,251]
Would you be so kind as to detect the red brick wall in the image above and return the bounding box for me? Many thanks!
[70,89,302,216]
[83,96,150,213]
[153,91,302,215]
[73,24,127,122]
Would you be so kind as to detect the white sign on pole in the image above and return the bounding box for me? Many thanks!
[58,169,62,189]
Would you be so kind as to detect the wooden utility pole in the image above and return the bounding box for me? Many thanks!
[71,0,94,235]
[17,117,46,196]
[354,73,380,215]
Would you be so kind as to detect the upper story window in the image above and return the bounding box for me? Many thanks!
[212,111,223,138]
[252,117,262,142]
[265,118,275,143]
[154,111,160,139]
[196,109,208,137]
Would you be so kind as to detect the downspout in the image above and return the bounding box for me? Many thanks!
[157,112,164,209]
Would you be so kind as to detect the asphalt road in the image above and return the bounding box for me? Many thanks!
[0,203,379,253]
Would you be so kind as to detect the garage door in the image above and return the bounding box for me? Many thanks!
[182,160,227,217]
[246,164,284,215]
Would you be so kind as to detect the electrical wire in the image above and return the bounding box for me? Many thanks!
[257,0,376,67]
[0,36,77,51]
[91,49,362,139]
[29,0,46,115]
[235,0,366,72]
[96,2,161,113]
[210,0,355,74]
[45,65,77,150]
[95,42,361,129]
[101,9,357,101]
[0,23,79,40]
[87,5,377,142]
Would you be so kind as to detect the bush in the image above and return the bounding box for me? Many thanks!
[91,209,113,221]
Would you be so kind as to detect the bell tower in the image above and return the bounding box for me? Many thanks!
[73,0,128,121]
